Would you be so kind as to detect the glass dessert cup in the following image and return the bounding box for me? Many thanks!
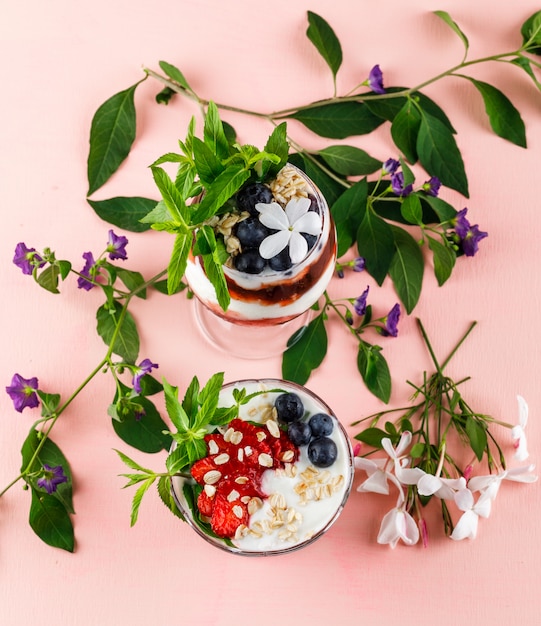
[185,164,337,359]
[171,378,354,557]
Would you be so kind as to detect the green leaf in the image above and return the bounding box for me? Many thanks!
[466,77,527,147]
[112,394,172,453]
[36,391,61,417]
[417,112,469,197]
[194,372,225,429]
[400,194,423,225]
[391,100,421,163]
[388,225,424,314]
[157,475,185,521]
[192,136,225,185]
[420,195,457,223]
[356,210,395,285]
[36,264,60,294]
[181,376,200,420]
[410,442,425,458]
[130,477,156,526]
[87,82,142,196]
[262,122,289,178]
[29,488,74,552]
[331,178,368,257]
[357,343,391,403]
[158,60,192,92]
[198,227,230,311]
[192,164,250,223]
[511,57,541,90]
[427,236,456,286]
[87,197,157,233]
[306,11,342,81]
[96,299,140,363]
[155,87,176,105]
[21,429,74,514]
[288,153,346,207]
[434,10,469,58]
[290,101,384,139]
[318,145,381,176]
[521,11,541,55]
[151,166,189,227]
[58,260,72,280]
[203,101,229,161]
[282,314,328,385]
[115,267,146,299]
[115,448,153,473]
[354,427,389,449]
[465,415,487,461]
[163,378,190,431]
[167,233,192,295]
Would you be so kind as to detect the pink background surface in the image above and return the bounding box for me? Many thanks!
[1,1,540,624]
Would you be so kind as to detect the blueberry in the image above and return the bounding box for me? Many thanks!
[287,420,312,446]
[308,413,334,437]
[307,436,338,467]
[233,249,266,274]
[307,194,320,213]
[274,393,304,423]
[268,247,293,271]
[236,183,274,215]
[234,217,271,249]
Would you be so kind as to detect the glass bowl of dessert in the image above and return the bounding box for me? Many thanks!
[170,378,354,556]
[185,163,337,358]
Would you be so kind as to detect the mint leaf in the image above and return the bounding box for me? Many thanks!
[192,164,250,223]
[198,227,230,311]
[192,136,226,185]
[87,81,142,196]
[203,101,229,161]
[151,166,190,228]
[167,233,191,295]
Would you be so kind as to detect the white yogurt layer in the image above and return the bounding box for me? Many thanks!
[172,379,354,555]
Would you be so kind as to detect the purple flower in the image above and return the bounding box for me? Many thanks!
[453,208,488,257]
[6,373,40,413]
[106,229,128,261]
[354,286,370,316]
[368,65,385,94]
[383,159,400,176]
[391,172,413,197]
[13,243,45,276]
[337,268,345,279]
[36,465,68,495]
[381,303,401,337]
[422,176,441,197]
[353,257,366,272]
[77,251,98,291]
[132,358,159,394]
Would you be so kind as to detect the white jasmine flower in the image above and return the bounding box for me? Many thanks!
[377,506,420,548]
[381,432,425,485]
[512,395,529,461]
[417,473,466,500]
[468,464,538,501]
[450,488,492,541]
[355,457,392,495]
[256,197,321,264]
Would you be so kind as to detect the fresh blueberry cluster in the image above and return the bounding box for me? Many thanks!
[274,392,338,468]
[231,182,318,274]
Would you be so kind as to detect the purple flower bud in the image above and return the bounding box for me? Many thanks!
[6,373,40,413]
[13,243,45,276]
[381,303,401,337]
[391,172,413,197]
[132,359,159,394]
[37,465,68,495]
[453,208,488,257]
[106,229,129,261]
[368,65,385,94]
[354,286,370,316]
[77,251,98,291]
[383,158,400,176]
[423,176,441,197]
[352,257,366,272]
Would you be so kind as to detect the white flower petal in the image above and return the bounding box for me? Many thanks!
[417,473,443,496]
[517,395,528,428]
[284,197,311,223]
[377,508,400,547]
[293,211,321,236]
[357,471,390,495]
[396,466,425,486]
[395,431,413,457]
[401,510,420,546]
[354,457,386,472]
[257,202,289,230]
[505,464,538,483]
[468,474,499,493]
[259,230,290,259]
[288,231,308,264]
[454,487,474,512]
[473,491,492,518]
[381,437,396,459]
[434,477,467,500]
[450,510,478,541]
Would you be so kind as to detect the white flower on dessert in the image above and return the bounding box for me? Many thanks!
[450,487,492,541]
[256,197,321,264]
[355,457,392,495]
[512,395,529,461]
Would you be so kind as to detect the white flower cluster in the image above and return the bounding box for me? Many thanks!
[354,396,537,548]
